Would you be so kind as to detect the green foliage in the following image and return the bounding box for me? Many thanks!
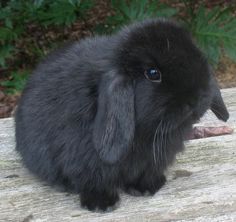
[35,0,94,26]
[0,0,94,68]
[182,2,236,65]
[0,45,15,67]
[95,0,177,34]
[1,70,30,94]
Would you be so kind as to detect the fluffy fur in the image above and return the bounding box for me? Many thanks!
[15,19,229,211]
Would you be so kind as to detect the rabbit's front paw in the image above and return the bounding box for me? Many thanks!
[80,190,119,212]
[125,174,166,196]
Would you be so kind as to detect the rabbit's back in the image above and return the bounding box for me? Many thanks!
[15,36,115,186]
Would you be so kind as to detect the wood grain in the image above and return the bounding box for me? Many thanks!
[0,88,236,222]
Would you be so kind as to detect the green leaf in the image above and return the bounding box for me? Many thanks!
[33,0,45,8]
[0,27,17,41]
[78,0,94,13]
[224,45,236,62]
[96,0,177,34]
[0,45,15,67]
[187,5,236,65]
[154,6,177,18]
[1,70,30,94]
[68,0,79,7]
[38,3,75,26]
[5,18,13,29]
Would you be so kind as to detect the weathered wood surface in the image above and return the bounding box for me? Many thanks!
[0,88,236,222]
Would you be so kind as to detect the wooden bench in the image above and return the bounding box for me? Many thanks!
[0,88,236,222]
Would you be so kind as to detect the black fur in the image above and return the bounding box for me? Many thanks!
[15,19,229,211]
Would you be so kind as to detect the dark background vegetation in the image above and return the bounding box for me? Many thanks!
[0,0,236,117]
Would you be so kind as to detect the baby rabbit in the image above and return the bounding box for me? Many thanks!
[15,19,229,211]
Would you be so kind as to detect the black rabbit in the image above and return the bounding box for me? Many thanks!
[15,19,229,211]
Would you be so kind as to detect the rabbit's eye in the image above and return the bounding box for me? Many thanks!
[144,68,162,82]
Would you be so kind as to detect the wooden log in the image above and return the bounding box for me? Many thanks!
[0,88,236,222]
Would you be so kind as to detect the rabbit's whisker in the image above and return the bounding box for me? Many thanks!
[167,38,170,51]
[164,121,170,165]
[153,120,163,165]
[161,123,165,167]
[152,120,161,165]
[162,122,166,166]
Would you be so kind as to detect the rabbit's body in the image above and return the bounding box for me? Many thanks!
[15,19,229,211]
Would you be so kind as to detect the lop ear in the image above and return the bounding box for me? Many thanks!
[210,78,229,122]
[93,71,135,164]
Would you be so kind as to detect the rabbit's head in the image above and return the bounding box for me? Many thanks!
[93,19,229,164]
